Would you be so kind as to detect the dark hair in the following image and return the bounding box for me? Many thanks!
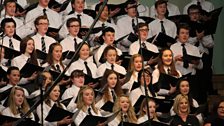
[70,70,85,79]
[4,0,16,6]
[135,22,148,33]
[137,69,151,83]
[20,36,39,66]
[102,27,115,36]
[71,0,85,4]
[187,4,201,15]
[46,43,65,70]
[1,18,16,30]
[74,42,91,61]
[66,17,81,28]
[95,2,108,12]
[44,84,63,108]
[34,15,49,29]
[6,66,19,75]
[157,48,179,77]
[212,100,224,116]
[155,0,167,9]
[125,0,136,8]
[102,45,117,62]
[177,23,190,35]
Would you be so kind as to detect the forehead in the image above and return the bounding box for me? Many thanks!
[5,22,15,26]
[120,96,129,101]
[6,2,16,6]
[10,69,20,74]
[38,19,48,23]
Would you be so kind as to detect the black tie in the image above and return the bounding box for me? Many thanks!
[56,64,61,73]
[160,21,166,34]
[181,44,189,68]
[77,14,81,24]
[111,64,114,70]
[111,90,116,102]
[141,42,146,49]
[167,68,171,75]
[43,8,47,16]
[27,58,31,63]
[18,107,24,117]
[41,37,46,53]
[88,108,92,116]
[132,19,136,32]
[74,38,77,50]
[84,61,92,76]
[9,38,14,49]
[102,23,105,29]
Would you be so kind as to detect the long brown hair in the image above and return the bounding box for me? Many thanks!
[20,36,38,66]
[100,70,123,102]
[157,48,179,77]
[44,84,63,108]
[45,43,65,70]
[8,86,32,117]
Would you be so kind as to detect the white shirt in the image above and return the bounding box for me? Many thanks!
[122,71,138,94]
[183,0,214,14]
[108,115,121,126]
[94,43,122,66]
[137,114,148,124]
[95,88,115,110]
[32,33,56,53]
[60,35,83,52]
[2,107,35,120]
[1,36,20,51]
[61,85,80,100]
[74,106,102,126]
[152,67,182,95]
[11,54,30,70]
[129,40,159,55]
[150,2,180,18]
[67,57,97,78]
[148,18,177,39]
[36,100,67,126]
[170,41,203,75]
[59,12,94,38]
[25,5,62,34]
[42,62,65,73]
[96,61,126,78]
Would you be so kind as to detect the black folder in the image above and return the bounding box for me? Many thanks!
[151,97,174,113]
[80,27,104,34]
[190,104,207,115]
[49,70,69,81]
[100,101,114,112]
[79,115,108,126]
[0,45,21,59]
[167,14,190,25]
[84,74,101,84]
[0,66,7,81]
[107,2,127,18]
[48,0,71,12]
[20,63,44,78]
[83,9,96,19]
[133,95,146,113]
[62,50,76,60]
[36,49,47,60]
[0,115,40,126]
[185,54,201,64]
[118,121,169,126]
[147,33,176,48]
[0,87,12,102]
[138,48,159,61]
[45,104,73,122]
[60,97,76,107]
[15,2,38,13]
[127,32,138,43]
[131,81,140,91]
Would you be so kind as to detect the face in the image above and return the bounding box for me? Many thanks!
[25,40,35,54]
[5,2,16,16]
[189,9,200,22]
[144,101,156,119]
[42,72,52,88]
[179,98,189,114]
[133,56,142,72]
[126,4,137,17]
[83,89,94,106]
[71,76,84,87]
[14,89,24,107]
[79,44,90,60]
[107,73,117,89]
[68,21,80,37]
[7,70,20,85]
[140,72,151,86]
[4,22,15,37]
[156,3,167,16]
[162,50,173,66]
[99,6,109,21]
[119,96,130,113]
[179,81,190,95]
[39,0,49,7]
[105,49,117,64]
[72,0,85,13]
[52,45,62,62]
[217,102,224,118]
[49,85,60,101]
[139,26,149,41]
[103,32,115,45]
[36,19,49,35]
[178,28,189,43]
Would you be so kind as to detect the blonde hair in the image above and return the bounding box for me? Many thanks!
[113,95,137,123]
[128,54,143,73]
[8,86,31,117]
[76,85,98,114]
[173,94,190,115]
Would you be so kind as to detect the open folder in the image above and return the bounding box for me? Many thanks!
[0,115,40,126]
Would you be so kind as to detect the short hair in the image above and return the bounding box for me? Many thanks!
[125,0,136,8]
[71,0,85,4]
[70,70,85,79]
[7,66,19,75]
[135,22,148,33]
[34,15,49,26]
[187,4,201,15]
[4,0,16,6]
[102,27,115,36]
[66,17,81,28]
[1,18,16,30]
[177,23,190,35]
[155,0,167,9]
[95,2,108,12]
[173,94,190,115]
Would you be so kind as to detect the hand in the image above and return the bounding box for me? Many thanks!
[15,11,26,17]
[97,121,106,126]
[116,60,122,65]
[28,72,38,81]
[147,57,158,65]
[58,116,72,125]
[88,82,99,88]
[168,84,176,95]
[174,55,183,61]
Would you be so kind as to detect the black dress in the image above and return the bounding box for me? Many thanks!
[170,115,200,126]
